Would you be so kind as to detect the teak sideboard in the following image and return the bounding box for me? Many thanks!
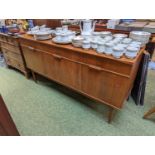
[19,34,144,122]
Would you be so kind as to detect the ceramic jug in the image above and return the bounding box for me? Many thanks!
[80,19,96,36]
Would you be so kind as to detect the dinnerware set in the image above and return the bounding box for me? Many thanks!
[75,32,143,59]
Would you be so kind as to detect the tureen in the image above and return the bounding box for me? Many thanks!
[34,31,51,40]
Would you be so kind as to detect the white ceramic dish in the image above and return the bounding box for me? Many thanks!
[82,40,91,49]
[96,41,106,53]
[52,37,71,44]
[129,31,151,44]
[113,33,128,38]
[101,31,112,38]
[112,46,124,58]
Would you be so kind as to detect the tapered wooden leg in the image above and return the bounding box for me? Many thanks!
[108,107,114,123]
[31,71,37,83]
[143,106,155,119]
[24,72,30,79]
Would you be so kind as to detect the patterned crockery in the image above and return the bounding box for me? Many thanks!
[91,40,98,49]
[122,38,132,44]
[82,40,91,49]
[96,41,106,53]
[112,46,124,58]
[125,46,139,59]
[113,33,128,38]
[100,31,112,38]
[104,42,114,55]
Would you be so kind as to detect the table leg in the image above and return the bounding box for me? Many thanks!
[143,106,155,119]
[32,71,37,83]
[108,107,115,123]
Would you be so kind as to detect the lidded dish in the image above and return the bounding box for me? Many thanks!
[72,36,84,47]
[34,31,51,40]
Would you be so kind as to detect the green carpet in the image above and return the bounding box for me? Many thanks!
[0,66,155,136]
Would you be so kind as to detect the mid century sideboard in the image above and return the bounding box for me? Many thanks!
[19,34,144,123]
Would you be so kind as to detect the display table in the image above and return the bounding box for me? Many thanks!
[19,34,144,123]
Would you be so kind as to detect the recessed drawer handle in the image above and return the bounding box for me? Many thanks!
[53,54,62,60]
[28,46,34,50]
[88,65,102,71]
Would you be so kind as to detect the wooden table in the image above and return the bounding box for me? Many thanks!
[19,34,144,123]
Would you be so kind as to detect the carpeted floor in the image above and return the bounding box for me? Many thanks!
[0,66,155,136]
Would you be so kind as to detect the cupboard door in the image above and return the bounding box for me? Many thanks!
[81,65,129,108]
[44,53,81,90]
[58,56,81,90]
[21,45,45,74]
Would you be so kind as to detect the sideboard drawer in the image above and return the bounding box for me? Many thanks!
[5,56,25,71]
[2,47,23,63]
[1,42,21,54]
[6,37,19,46]
[0,35,7,42]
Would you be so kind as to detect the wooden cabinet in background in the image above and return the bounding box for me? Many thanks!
[0,33,29,78]
[33,19,62,28]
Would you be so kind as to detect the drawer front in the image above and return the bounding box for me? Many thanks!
[0,35,7,42]
[5,56,25,71]
[1,42,21,54]
[2,47,23,63]
[82,54,132,77]
[6,37,19,46]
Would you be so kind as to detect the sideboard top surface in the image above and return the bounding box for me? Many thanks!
[19,34,144,65]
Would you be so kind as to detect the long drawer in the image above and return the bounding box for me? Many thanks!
[2,47,23,63]
[20,40,132,77]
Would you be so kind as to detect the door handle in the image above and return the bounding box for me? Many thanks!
[88,65,101,71]
[53,54,62,60]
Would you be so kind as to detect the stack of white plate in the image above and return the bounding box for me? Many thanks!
[129,31,151,45]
